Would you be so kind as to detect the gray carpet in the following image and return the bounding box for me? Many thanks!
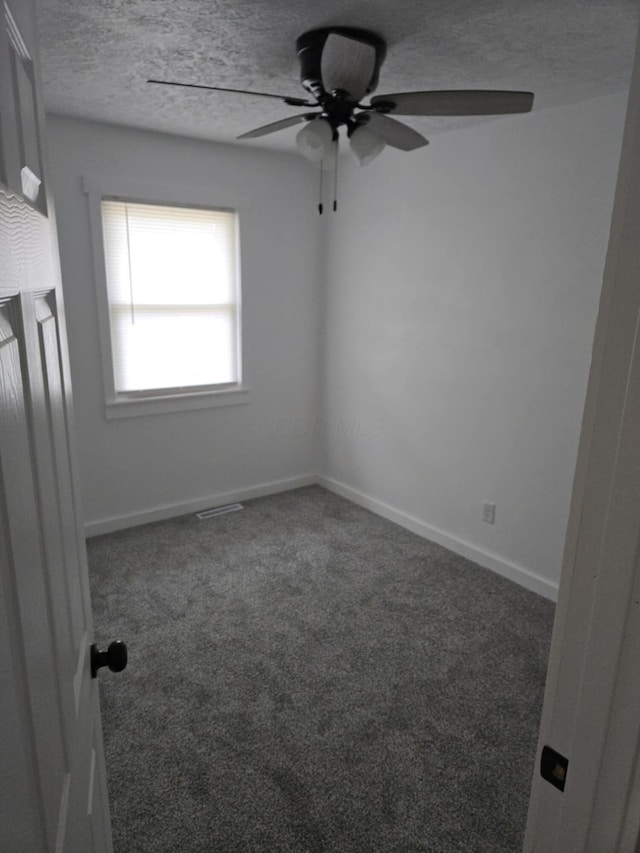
[88,485,554,853]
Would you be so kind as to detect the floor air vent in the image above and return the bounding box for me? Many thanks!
[195,503,244,520]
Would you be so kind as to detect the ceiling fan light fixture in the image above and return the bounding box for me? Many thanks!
[296,117,333,162]
[151,26,535,210]
[349,122,386,166]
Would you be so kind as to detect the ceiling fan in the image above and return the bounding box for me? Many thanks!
[149,27,534,210]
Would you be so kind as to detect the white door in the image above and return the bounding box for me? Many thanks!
[0,1,114,850]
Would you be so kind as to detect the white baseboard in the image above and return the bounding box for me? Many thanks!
[84,474,317,537]
[86,471,559,601]
[317,475,559,602]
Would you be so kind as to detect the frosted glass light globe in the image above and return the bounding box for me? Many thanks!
[296,118,334,162]
[350,123,385,166]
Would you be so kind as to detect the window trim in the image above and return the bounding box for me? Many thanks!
[83,176,250,419]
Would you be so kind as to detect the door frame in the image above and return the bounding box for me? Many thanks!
[524,16,640,852]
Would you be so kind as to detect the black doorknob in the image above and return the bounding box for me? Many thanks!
[91,640,128,678]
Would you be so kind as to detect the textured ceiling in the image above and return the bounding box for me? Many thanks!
[35,0,639,151]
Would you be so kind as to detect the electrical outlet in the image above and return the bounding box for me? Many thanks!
[482,501,496,524]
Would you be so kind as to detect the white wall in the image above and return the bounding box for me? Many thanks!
[320,93,627,597]
[48,97,627,597]
[47,116,323,531]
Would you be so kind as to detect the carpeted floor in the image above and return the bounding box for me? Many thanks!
[88,485,554,853]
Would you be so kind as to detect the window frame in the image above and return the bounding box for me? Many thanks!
[84,176,250,419]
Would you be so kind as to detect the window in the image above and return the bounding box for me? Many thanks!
[100,199,241,400]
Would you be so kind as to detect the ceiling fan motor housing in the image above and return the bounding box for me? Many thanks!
[296,27,387,101]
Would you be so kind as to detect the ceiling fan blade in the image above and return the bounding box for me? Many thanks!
[147,79,314,107]
[363,112,429,151]
[321,33,376,101]
[237,113,315,140]
[370,90,534,116]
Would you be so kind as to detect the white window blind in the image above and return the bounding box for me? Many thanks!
[100,199,240,394]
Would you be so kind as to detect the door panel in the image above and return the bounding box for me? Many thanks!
[36,294,87,653]
[0,569,44,852]
[20,292,77,749]
[0,0,113,849]
[0,300,68,849]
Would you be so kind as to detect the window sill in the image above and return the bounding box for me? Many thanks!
[104,386,250,420]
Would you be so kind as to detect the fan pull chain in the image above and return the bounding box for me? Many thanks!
[333,146,339,212]
[318,164,323,215]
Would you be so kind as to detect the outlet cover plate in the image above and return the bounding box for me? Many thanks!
[482,501,496,524]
